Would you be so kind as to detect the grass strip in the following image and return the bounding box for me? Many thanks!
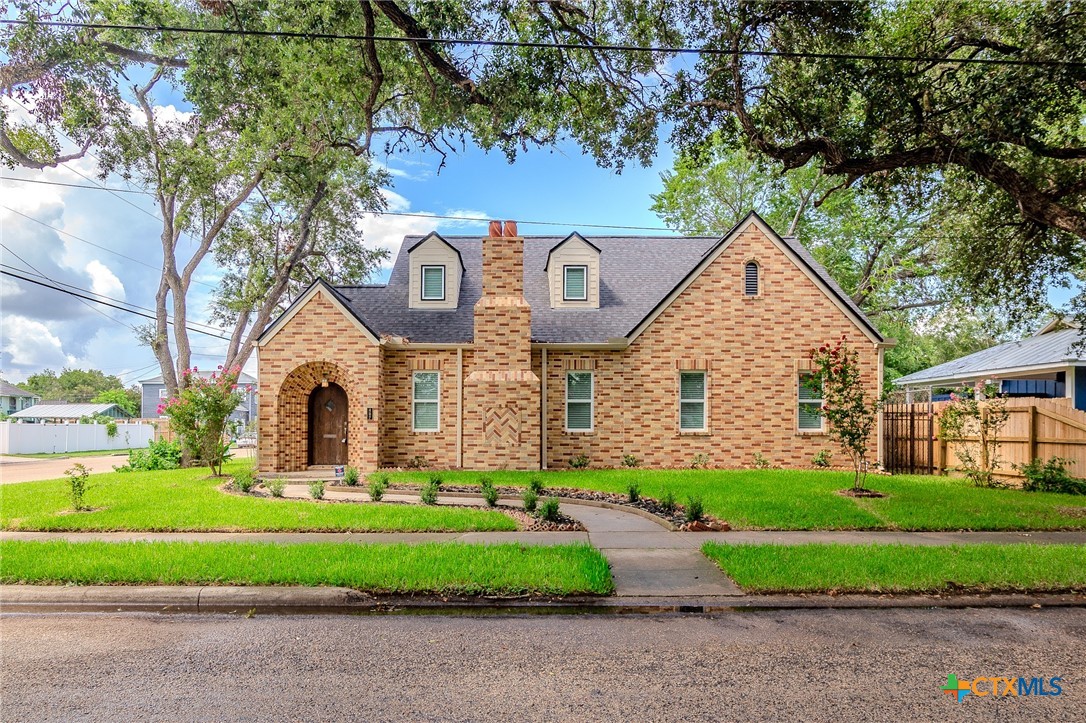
[391,469,1086,531]
[701,542,1086,594]
[0,464,516,533]
[0,540,614,596]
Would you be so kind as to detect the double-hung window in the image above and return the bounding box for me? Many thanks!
[565,371,593,431]
[563,265,587,301]
[413,371,440,431]
[798,373,824,431]
[421,265,446,301]
[679,371,707,431]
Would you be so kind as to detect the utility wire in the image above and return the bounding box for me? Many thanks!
[1,176,150,194]
[4,18,1083,69]
[1,269,232,340]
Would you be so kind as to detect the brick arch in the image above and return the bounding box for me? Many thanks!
[275,361,355,471]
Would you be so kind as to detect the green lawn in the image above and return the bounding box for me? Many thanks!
[0,540,613,596]
[390,468,1086,531]
[0,464,516,532]
[702,542,1086,594]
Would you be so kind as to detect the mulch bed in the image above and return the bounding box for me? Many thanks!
[836,488,888,498]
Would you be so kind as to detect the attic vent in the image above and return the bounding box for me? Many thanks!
[744,261,759,296]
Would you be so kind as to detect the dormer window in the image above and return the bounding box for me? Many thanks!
[421,265,445,301]
[744,261,760,296]
[563,265,588,301]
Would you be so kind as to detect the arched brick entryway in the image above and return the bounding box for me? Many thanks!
[275,361,357,471]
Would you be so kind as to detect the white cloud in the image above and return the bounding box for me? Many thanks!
[357,190,489,270]
[85,260,125,299]
[0,315,68,368]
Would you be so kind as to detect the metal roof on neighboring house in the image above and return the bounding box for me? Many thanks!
[893,327,1085,387]
[139,371,257,385]
[8,403,129,419]
[329,222,881,345]
[0,381,38,398]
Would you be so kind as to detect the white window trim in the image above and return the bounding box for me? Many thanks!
[679,370,708,432]
[565,370,594,433]
[158,389,168,399]
[798,372,825,433]
[412,371,441,432]
[420,265,446,301]
[744,260,760,297]
[563,265,588,301]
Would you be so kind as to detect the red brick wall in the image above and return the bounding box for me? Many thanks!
[380,348,463,468]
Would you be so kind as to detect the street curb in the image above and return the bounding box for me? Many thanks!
[2,585,1083,615]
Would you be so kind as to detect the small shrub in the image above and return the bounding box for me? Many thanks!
[369,471,391,486]
[343,466,360,486]
[368,477,387,502]
[480,476,499,507]
[753,452,773,469]
[407,455,428,469]
[569,454,589,469]
[529,476,546,494]
[420,481,439,505]
[233,467,255,493]
[105,421,118,439]
[428,472,444,488]
[627,483,640,503]
[539,497,561,522]
[812,450,832,468]
[690,453,709,469]
[1016,457,1086,495]
[65,463,90,511]
[265,479,285,498]
[522,488,538,513]
[622,454,641,468]
[684,496,705,523]
[660,489,677,515]
[117,438,182,472]
[309,481,325,500]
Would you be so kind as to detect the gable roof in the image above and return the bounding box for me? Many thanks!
[257,279,380,346]
[268,215,882,346]
[0,380,37,398]
[406,231,465,267]
[543,232,602,271]
[9,402,129,419]
[894,327,1085,387]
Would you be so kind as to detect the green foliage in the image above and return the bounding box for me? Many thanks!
[369,472,391,487]
[368,477,388,503]
[104,421,118,439]
[118,439,181,472]
[569,454,589,469]
[812,450,832,468]
[428,472,444,488]
[420,481,439,506]
[522,488,539,514]
[684,496,705,523]
[265,479,286,498]
[626,484,640,503]
[622,454,641,468]
[810,338,883,491]
[21,368,135,409]
[529,477,546,494]
[480,476,499,508]
[660,489,677,515]
[233,467,255,494]
[160,367,244,476]
[690,453,709,470]
[308,481,325,500]
[343,466,360,487]
[938,384,1010,488]
[1016,458,1086,496]
[538,497,562,523]
[752,452,774,470]
[64,463,90,512]
[92,388,139,417]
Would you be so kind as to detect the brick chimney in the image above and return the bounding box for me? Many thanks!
[462,220,541,469]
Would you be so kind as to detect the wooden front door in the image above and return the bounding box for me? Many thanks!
[308,383,348,466]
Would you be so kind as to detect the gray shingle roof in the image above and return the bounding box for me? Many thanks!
[9,403,127,419]
[0,381,37,398]
[333,228,881,345]
[894,327,1085,386]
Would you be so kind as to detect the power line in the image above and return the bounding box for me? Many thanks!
[4,18,1083,69]
[1,269,231,340]
[1,176,150,194]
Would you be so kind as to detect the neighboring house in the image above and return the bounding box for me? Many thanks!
[894,320,1086,410]
[256,212,888,472]
[0,381,40,416]
[138,372,258,424]
[8,402,131,423]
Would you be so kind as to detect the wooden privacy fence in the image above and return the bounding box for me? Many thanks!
[883,397,1086,478]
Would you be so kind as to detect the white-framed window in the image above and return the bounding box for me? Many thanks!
[565,371,593,431]
[679,370,707,431]
[798,372,824,431]
[421,265,446,301]
[744,261,760,296]
[563,265,588,301]
[412,371,440,431]
[158,389,168,399]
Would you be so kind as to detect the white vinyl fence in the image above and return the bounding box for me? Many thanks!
[0,421,155,455]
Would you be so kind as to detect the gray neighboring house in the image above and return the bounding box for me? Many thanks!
[1,381,40,415]
[9,402,131,423]
[894,320,1086,410]
[139,371,257,424]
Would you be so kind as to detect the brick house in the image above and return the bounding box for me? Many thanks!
[256,212,889,472]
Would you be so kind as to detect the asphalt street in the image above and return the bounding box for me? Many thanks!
[1,608,1082,721]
